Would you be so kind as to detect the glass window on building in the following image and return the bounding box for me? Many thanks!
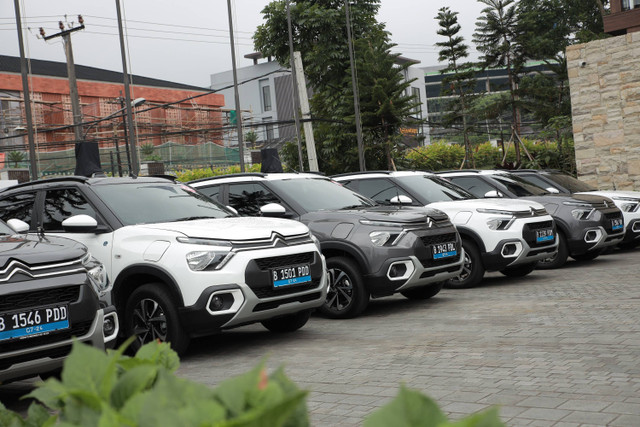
[259,79,272,112]
[263,117,274,141]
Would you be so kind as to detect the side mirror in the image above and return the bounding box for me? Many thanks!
[390,195,413,205]
[7,218,29,233]
[260,203,286,218]
[546,187,560,194]
[62,214,99,233]
[226,206,239,215]
[484,190,503,198]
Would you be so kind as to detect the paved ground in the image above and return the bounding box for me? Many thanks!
[2,248,640,426]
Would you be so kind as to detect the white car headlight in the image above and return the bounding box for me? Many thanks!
[186,251,234,271]
[370,231,392,246]
[571,208,595,220]
[82,253,111,297]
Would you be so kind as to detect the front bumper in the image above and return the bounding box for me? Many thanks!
[621,218,640,243]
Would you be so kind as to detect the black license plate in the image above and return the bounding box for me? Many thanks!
[271,264,312,288]
[536,229,555,242]
[0,304,69,342]
[611,218,624,231]
[432,242,457,259]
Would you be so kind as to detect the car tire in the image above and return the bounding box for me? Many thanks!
[445,240,485,289]
[320,257,369,319]
[536,232,569,269]
[261,309,312,333]
[571,249,602,262]
[124,284,190,356]
[400,281,444,300]
[499,262,537,277]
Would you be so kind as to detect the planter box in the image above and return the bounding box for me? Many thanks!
[1,169,30,183]
[140,161,165,176]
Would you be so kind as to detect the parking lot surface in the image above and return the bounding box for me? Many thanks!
[2,249,639,426]
[178,249,640,426]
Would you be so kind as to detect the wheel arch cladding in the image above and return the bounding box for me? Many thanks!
[112,264,184,311]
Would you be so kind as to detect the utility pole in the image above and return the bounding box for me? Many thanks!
[344,0,365,171]
[13,0,38,180]
[42,19,85,146]
[286,0,304,171]
[226,0,245,172]
[293,52,319,172]
[115,0,140,176]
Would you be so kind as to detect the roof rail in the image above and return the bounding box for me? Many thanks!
[435,169,481,174]
[331,170,393,178]
[0,175,90,192]
[188,172,267,184]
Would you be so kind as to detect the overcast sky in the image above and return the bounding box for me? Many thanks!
[1,0,486,88]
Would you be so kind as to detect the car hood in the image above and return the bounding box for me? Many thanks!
[138,217,310,240]
[0,234,87,267]
[428,197,545,212]
[578,190,640,201]
[303,205,450,224]
[520,193,613,206]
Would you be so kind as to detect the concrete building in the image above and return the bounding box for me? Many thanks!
[210,52,430,148]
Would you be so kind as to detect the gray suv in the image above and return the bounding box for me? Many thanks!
[0,219,117,383]
[189,173,464,319]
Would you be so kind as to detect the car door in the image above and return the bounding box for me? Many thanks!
[40,187,114,277]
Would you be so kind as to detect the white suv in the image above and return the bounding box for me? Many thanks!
[333,171,558,288]
[0,176,327,355]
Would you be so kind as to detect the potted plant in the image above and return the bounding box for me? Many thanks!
[2,151,30,183]
[139,143,165,175]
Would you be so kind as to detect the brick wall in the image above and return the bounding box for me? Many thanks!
[567,32,640,190]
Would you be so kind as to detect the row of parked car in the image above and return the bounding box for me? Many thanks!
[1,168,638,383]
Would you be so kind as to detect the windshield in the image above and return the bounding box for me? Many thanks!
[547,172,596,192]
[93,182,233,225]
[396,175,476,203]
[491,173,549,196]
[268,178,375,212]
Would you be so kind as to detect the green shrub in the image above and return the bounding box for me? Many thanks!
[176,164,262,182]
[0,341,505,427]
[7,151,26,168]
[406,141,465,171]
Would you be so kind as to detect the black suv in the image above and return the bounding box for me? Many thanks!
[438,170,625,268]
[189,173,464,319]
[0,219,117,383]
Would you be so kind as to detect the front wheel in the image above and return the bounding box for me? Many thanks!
[445,241,485,289]
[500,262,537,277]
[401,282,444,300]
[537,232,568,270]
[319,257,369,319]
[124,284,190,356]
[261,310,311,333]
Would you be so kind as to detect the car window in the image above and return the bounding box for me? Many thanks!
[447,176,497,198]
[0,192,36,227]
[491,174,548,196]
[197,185,221,202]
[350,178,412,206]
[547,172,596,192]
[228,183,281,216]
[92,182,232,225]
[43,188,99,232]
[394,175,475,203]
[267,178,374,212]
[518,174,560,192]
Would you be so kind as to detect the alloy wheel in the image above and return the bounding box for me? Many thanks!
[325,268,354,312]
[132,298,168,346]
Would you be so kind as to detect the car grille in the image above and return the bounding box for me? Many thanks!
[0,286,80,312]
[0,319,93,356]
[255,252,315,270]
[417,232,462,268]
[252,279,321,298]
[420,232,458,246]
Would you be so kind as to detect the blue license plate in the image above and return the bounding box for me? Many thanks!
[0,304,69,342]
[612,218,623,231]
[272,264,311,288]
[536,229,554,242]
[432,242,457,259]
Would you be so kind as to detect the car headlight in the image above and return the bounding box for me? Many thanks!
[613,197,640,212]
[486,218,515,230]
[370,231,391,246]
[571,208,595,220]
[186,251,234,271]
[82,253,111,297]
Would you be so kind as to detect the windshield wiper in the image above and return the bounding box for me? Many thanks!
[339,204,368,210]
[172,216,216,222]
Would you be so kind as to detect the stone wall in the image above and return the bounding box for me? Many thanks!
[567,32,640,190]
